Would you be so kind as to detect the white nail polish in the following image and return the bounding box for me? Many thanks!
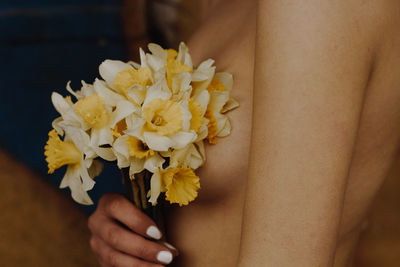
[146,225,162,240]
[157,251,173,264]
[163,241,177,251]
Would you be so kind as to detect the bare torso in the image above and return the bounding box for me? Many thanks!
[164,1,400,266]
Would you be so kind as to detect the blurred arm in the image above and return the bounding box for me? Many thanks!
[237,1,377,266]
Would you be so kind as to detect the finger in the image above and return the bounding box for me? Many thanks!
[91,236,165,267]
[92,217,174,265]
[99,193,162,240]
[158,241,179,257]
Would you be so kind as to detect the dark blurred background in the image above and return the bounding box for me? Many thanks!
[0,1,399,266]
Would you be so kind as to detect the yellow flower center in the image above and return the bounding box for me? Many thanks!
[162,167,200,206]
[44,130,81,174]
[189,98,204,132]
[112,119,128,138]
[143,98,183,136]
[127,136,155,159]
[165,49,192,90]
[207,77,227,93]
[114,67,152,98]
[205,108,218,144]
[75,94,110,128]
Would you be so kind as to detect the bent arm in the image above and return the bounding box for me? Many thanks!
[238,1,378,266]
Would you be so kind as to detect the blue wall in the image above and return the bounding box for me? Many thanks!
[0,1,127,213]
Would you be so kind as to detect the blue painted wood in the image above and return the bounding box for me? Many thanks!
[0,1,128,213]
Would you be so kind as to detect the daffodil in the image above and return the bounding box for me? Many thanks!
[44,128,102,205]
[125,79,198,152]
[112,135,165,177]
[148,167,200,206]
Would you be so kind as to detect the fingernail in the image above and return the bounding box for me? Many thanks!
[163,241,177,251]
[157,251,173,264]
[146,225,162,240]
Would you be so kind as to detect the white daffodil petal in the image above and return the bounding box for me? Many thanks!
[170,131,197,149]
[99,60,133,87]
[142,80,171,108]
[179,96,192,132]
[80,81,96,97]
[177,42,193,68]
[126,85,146,106]
[129,158,145,175]
[111,100,137,127]
[69,175,94,205]
[143,132,174,151]
[196,119,209,142]
[191,59,215,82]
[93,78,125,106]
[215,72,233,91]
[149,170,162,205]
[195,141,206,162]
[112,135,130,168]
[209,91,230,112]
[221,97,240,113]
[139,48,148,68]
[80,164,96,191]
[192,89,210,116]
[217,116,232,137]
[52,117,64,136]
[214,113,229,136]
[51,92,72,116]
[124,115,145,141]
[63,126,90,152]
[144,154,165,173]
[94,147,117,161]
[66,81,83,99]
[91,127,113,147]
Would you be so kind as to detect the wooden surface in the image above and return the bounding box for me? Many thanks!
[0,149,99,267]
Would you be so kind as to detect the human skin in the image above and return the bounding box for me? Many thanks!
[88,0,400,266]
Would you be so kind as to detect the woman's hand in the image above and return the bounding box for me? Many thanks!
[88,193,178,266]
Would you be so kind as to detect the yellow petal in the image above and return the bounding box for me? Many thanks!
[75,94,110,128]
[188,98,204,132]
[162,167,200,206]
[206,77,227,93]
[165,49,192,90]
[44,130,81,174]
[143,98,182,136]
[204,108,218,144]
[114,67,152,97]
[127,136,155,159]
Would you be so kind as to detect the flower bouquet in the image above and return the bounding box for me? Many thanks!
[44,42,238,226]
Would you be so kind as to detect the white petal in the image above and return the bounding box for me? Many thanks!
[110,100,137,127]
[177,42,193,68]
[142,80,171,108]
[63,126,90,152]
[91,127,113,147]
[126,85,146,106]
[169,131,197,149]
[216,115,231,137]
[129,158,145,175]
[195,119,209,142]
[144,154,165,173]
[93,78,125,106]
[80,81,96,97]
[94,147,117,161]
[221,97,240,113]
[149,170,162,205]
[209,91,230,112]
[124,115,145,141]
[179,96,192,132]
[143,132,174,151]
[192,89,210,116]
[99,59,133,87]
[112,135,130,168]
[51,92,72,116]
[66,81,83,99]
[215,72,233,91]
[52,117,64,136]
[192,59,215,82]
[80,164,96,191]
